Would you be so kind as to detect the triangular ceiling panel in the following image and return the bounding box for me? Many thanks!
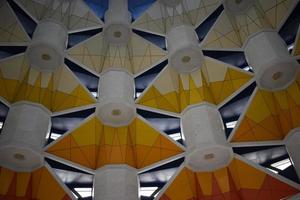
[67,32,166,75]
[46,115,184,170]
[0,1,30,44]
[231,72,300,142]
[158,157,299,200]
[0,54,96,112]
[14,0,103,32]
[0,166,72,200]
[132,0,222,35]
[137,57,253,113]
[202,0,297,50]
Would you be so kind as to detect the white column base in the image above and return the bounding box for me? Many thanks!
[0,102,50,172]
[182,103,233,172]
[167,25,204,73]
[94,165,139,200]
[96,70,136,127]
[103,0,132,44]
[26,20,68,72]
[245,30,299,91]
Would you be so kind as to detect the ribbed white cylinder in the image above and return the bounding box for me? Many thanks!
[285,128,300,179]
[94,165,139,200]
[181,103,233,172]
[0,102,51,172]
[160,0,182,7]
[167,25,203,73]
[223,0,254,15]
[244,30,299,91]
[26,20,68,72]
[96,70,136,127]
[104,0,132,44]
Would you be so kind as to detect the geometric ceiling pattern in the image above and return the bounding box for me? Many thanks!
[0,54,96,112]
[231,73,300,142]
[67,32,166,75]
[202,0,297,50]
[0,0,299,200]
[14,0,102,32]
[0,166,71,200]
[133,0,222,35]
[0,1,30,44]
[46,115,184,170]
[159,157,299,200]
[137,57,253,113]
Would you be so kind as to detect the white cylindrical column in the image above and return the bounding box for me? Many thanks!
[285,128,300,179]
[181,103,233,172]
[166,25,204,73]
[26,20,68,72]
[244,30,299,91]
[104,0,132,44]
[223,0,254,15]
[96,70,136,127]
[0,102,51,172]
[160,0,182,7]
[94,165,139,200]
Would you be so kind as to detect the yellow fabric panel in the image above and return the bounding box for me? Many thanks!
[164,167,197,200]
[48,116,183,169]
[138,63,251,113]
[244,90,273,123]
[213,167,230,193]
[134,118,160,146]
[34,167,67,200]
[229,158,266,190]
[196,172,212,196]
[233,76,300,142]
[16,172,31,197]
[0,167,15,195]
[138,86,180,113]
[71,117,99,146]
[0,56,95,112]
[52,85,95,112]
[31,167,43,198]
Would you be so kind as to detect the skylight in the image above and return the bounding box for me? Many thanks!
[225,121,237,129]
[50,133,62,140]
[140,187,158,197]
[271,158,292,171]
[91,92,98,98]
[136,92,142,98]
[288,43,294,52]
[74,187,92,198]
[243,66,253,72]
[169,132,182,141]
